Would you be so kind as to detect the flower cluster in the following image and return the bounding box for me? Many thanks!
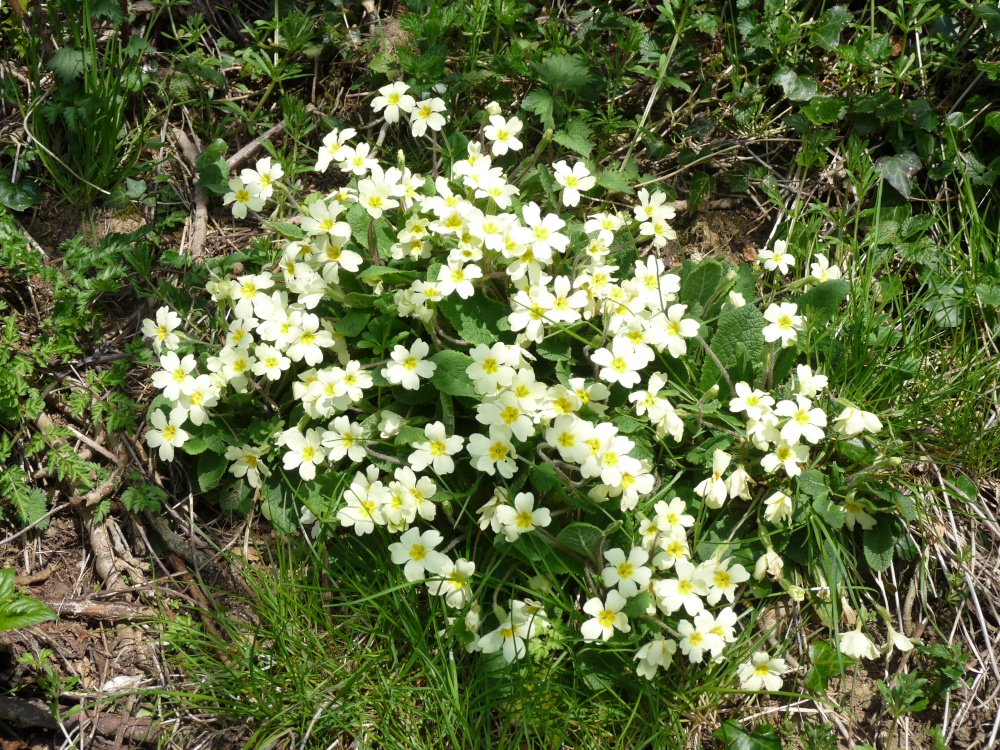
[143,87,896,694]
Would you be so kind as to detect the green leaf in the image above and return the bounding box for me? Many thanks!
[47,48,85,81]
[699,304,766,393]
[805,640,856,695]
[267,221,306,240]
[0,172,44,211]
[260,480,298,534]
[121,485,166,514]
[197,451,228,493]
[875,152,922,199]
[0,573,57,633]
[521,89,555,129]
[863,515,895,571]
[195,139,230,196]
[681,259,723,310]
[356,265,419,287]
[713,721,783,750]
[529,462,561,492]
[798,469,829,499]
[802,96,848,125]
[796,279,850,322]
[429,350,478,398]
[812,6,851,50]
[553,118,594,158]
[595,169,635,195]
[12,485,47,528]
[973,4,1000,38]
[556,522,603,560]
[773,69,818,102]
[622,591,652,618]
[812,497,846,530]
[531,53,596,95]
[436,294,509,345]
[334,310,371,337]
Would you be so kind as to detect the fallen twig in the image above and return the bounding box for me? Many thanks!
[0,695,157,743]
[42,597,156,621]
[226,122,285,171]
[171,127,210,263]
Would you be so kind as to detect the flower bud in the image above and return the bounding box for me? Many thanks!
[754,548,784,581]
[485,100,502,117]
[728,291,746,308]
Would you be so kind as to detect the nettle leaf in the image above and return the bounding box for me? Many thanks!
[531,53,597,95]
[773,69,818,102]
[863,515,895,571]
[812,6,851,50]
[875,152,922,199]
[713,721,782,750]
[556,522,603,560]
[805,640,856,695]
[437,295,509,345]
[521,89,556,129]
[595,169,635,195]
[48,48,85,81]
[429,350,478,398]
[0,571,57,633]
[699,304,766,394]
[553,118,595,158]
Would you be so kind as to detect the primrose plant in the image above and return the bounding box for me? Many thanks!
[145,81,906,693]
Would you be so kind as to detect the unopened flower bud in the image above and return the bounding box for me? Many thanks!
[754,548,784,581]
[485,100,502,117]
[728,291,746,308]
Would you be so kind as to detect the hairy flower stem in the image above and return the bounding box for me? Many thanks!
[696,334,735,394]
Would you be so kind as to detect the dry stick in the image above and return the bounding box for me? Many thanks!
[42,598,155,621]
[0,696,157,742]
[225,122,286,171]
[171,128,210,263]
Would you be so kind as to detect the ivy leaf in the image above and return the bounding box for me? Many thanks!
[802,96,848,125]
[773,69,818,102]
[429,350,478,398]
[863,515,895,571]
[875,152,922,199]
[805,640,856,695]
[0,570,57,633]
[556,522,603,560]
[0,173,44,211]
[713,721,783,750]
[812,6,851,50]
